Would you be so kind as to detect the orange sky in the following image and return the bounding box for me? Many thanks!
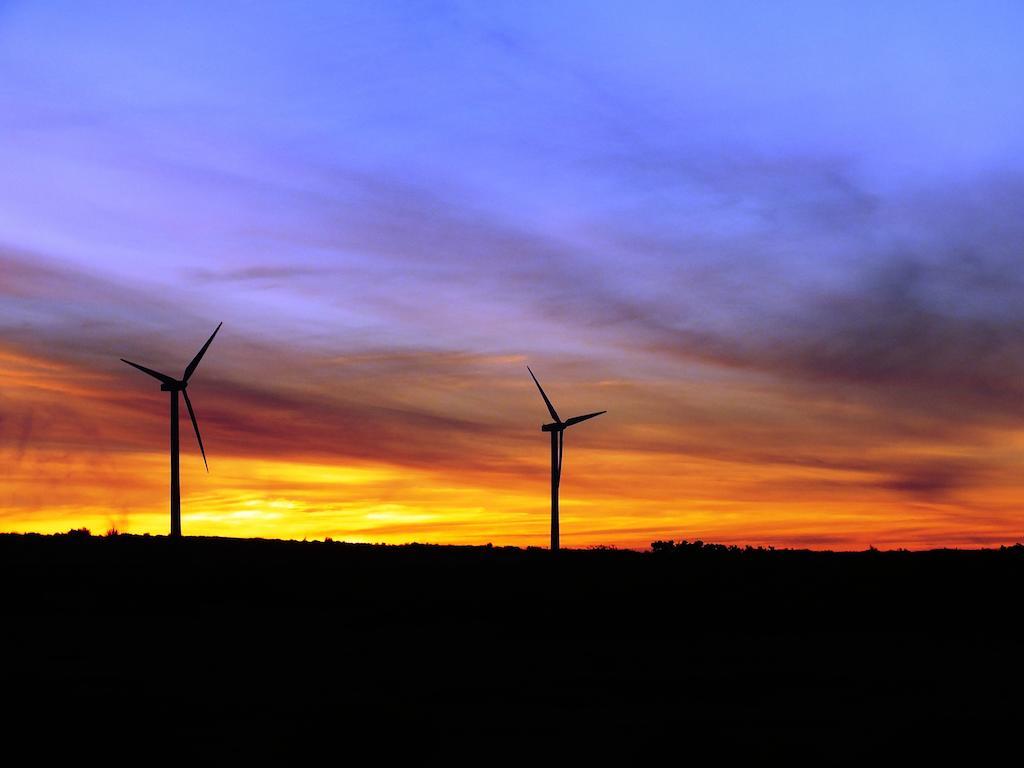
[3,336,1023,550]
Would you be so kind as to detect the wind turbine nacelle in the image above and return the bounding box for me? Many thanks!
[541,422,562,432]
[160,381,186,392]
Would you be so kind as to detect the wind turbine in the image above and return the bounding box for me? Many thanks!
[121,323,222,537]
[527,366,606,551]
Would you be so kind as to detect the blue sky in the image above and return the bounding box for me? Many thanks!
[4,2,1023,270]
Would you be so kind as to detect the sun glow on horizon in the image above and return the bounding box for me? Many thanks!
[4,439,1022,549]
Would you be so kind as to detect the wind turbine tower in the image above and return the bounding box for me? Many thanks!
[121,323,222,537]
[527,366,605,551]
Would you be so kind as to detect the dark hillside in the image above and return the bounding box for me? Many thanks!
[2,533,1022,759]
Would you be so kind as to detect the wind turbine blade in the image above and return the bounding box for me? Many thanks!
[121,358,176,386]
[562,410,607,428]
[183,322,223,382]
[527,366,561,424]
[182,389,209,472]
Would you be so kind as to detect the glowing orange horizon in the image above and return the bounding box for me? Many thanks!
[2,344,1023,551]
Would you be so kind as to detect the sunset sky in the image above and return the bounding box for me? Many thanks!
[3,1,1024,548]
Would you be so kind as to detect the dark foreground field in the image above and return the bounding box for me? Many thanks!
[2,533,1023,759]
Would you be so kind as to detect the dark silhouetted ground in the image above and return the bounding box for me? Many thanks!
[1,532,1022,759]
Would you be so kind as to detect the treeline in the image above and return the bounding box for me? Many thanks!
[5,528,1024,555]
[650,538,777,554]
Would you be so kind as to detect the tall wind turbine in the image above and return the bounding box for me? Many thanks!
[527,366,605,551]
[121,323,222,537]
